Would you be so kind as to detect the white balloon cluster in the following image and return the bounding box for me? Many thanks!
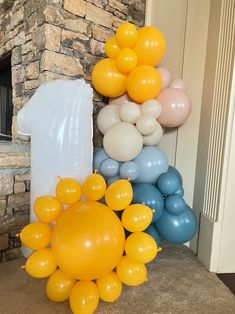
[97,100,163,162]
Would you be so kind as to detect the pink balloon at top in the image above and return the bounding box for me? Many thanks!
[157,67,171,89]
[170,79,186,91]
[157,88,191,128]
[108,93,131,106]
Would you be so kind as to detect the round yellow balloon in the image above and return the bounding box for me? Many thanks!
[56,177,81,205]
[51,201,125,280]
[116,255,147,286]
[116,48,137,74]
[46,269,76,302]
[20,221,51,250]
[116,22,138,48]
[127,65,162,103]
[121,204,153,232]
[34,195,62,223]
[105,179,133,211]
[69,281,99,314]
[92,58,127,97]
[25,248,57,279]
[82,173,106,201]
[96,271,122,302]
[105,37,121,59]
[125,232,158,264]
[134,26,166,66]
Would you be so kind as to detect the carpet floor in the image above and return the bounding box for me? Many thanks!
[0,243,235,314]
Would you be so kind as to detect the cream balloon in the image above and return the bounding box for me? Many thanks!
[97,105,121,135]
[157,67,171,88]
[108,93,131,105]
[136,114,157,136]
[170,79,186,91]
[103,122,143,162]
[119,102,141,124]
[143,121,163,145]
[141,99,162,119]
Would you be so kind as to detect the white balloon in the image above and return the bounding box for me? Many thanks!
[143,121,163,145]
[141,99,162,119]
[119,101,141,124]
[97,104,121,135]
[103,122,143,162]
[136,114,157,136]
[170,79,186,91]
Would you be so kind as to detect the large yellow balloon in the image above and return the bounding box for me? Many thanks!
[116,255,147,286]
[105,179,133,211]
[116,48,137,74]
[116,22,138,48]
[134,26,166,66]
[56,177,81,205]
[125,232,158,264]
[127,65,162,103]
[69,281,99,314]
[25,248,57,278]
[51,201,125,280]
[46,269,76,302]
[34,195,62,223]
[92,58,127,97]
[105,37,121,59]
[121,204,153,232]
[82,173,106,201]
[96,271,122,302]
[20,221,52,250]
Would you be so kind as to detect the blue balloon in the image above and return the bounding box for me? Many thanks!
[165,195,186,215]
[168,166,183,185]
[93,148,109,171]
[157,172,180,195]
[100,158,119,178]
[174,185,184,197]
[133,146,168,184]
[119,161,139,181]
[144,224,161,245]
[155,206,197,244]
[107,175,120,186]
[132,183,164,223]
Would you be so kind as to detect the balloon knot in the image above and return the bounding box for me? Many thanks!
[57,176,62,181]
[127,177,131,181]
[94,169,98,174]
[21,265,26,269]
[158,247,162,253]
[15,233,20,237]
[152,209,155,213]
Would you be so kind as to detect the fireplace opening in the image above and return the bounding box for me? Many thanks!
[0,54,13,141]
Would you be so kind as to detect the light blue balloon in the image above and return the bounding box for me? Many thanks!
[157,172,180,195]
[133,146,168,184]
[119,161,139,181]
[165,195,186,215]
[144,224,161,245]
[93,148,109,171]
[174,185,184,197]
[155,206,197,244]
[107,175,120,186]
[100,158,119,178]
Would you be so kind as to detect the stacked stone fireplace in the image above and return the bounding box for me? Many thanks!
[0,0,145,261]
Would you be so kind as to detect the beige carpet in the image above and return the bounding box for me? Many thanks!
[0,243,235,314]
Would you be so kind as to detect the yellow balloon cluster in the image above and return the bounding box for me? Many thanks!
[19,173,161,314]
[92,22,166,103]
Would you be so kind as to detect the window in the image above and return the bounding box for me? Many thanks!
[0,55,12,141]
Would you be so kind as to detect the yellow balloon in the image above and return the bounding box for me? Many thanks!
[125,232,158,264]
[105,179,133,211]
[105,37,121,59]
[82,173,106,201]
[121,204,153,232]
[127,65,162,103]
[34,195,62,223]
[51,201,125,280]
[56,177,81,205]
[69,281,99,314]
[116,48,137,74]
[116,22,138,48]
[20,221,52,250]
[134,26,166,66]
[46,269,76,302]
[96,271,122,302]
[116,255,147,286]
[92,58,127,97]
[25,248,57,278]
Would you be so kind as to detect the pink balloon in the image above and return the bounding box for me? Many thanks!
[108,93,131,105]
[170,79,186,91]
[157,88,191,128]
[157,67,171,89]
